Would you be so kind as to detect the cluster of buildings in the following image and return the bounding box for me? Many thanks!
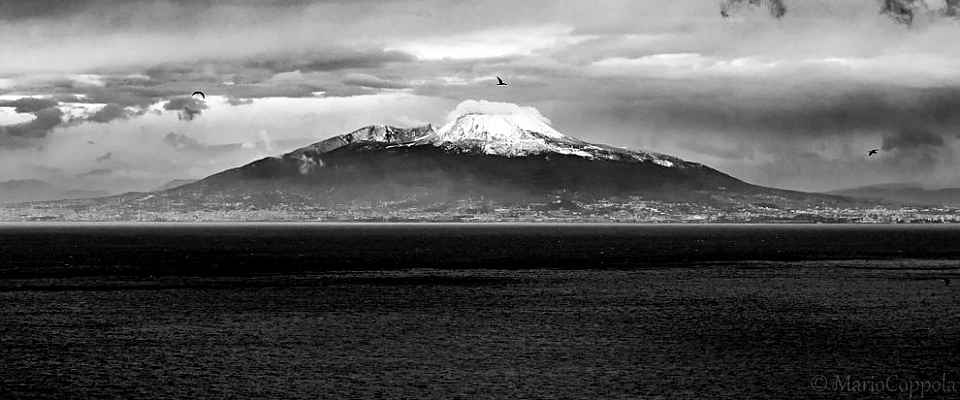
[6,194,960,223]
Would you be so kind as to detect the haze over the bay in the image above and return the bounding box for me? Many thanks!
[2,0,960,193]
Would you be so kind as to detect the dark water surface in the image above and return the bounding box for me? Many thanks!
[3,223,960,278]
[2,224,960,399]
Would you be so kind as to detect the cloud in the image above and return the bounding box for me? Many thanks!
[721,0,787,18]
[880,0,960,25]
[5,0,960,192]
[0,101,64,141]
[444,99,563,136]
[77,168,112,178]
[163,132,204,151]
[882,127,945,150]
[446,99,550,121]
[88,104,133,123]
[258,130,274,153]
[342,73,411,89]
[583,84,960,140]
[0,98,59,113]
[225,97,254,106]
[164,97,208,121]
[387,25,596,61]
[1,96,148,146]
[590,53,784,79]
[244,50,416,74]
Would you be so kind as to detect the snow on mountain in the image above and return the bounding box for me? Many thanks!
[290,124,434,156]
[414,112,692,168]
[412,113,591,158]
[282,112,695,171]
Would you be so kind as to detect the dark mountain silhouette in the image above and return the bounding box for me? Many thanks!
[157,113,844,210]
[2,113,852,219]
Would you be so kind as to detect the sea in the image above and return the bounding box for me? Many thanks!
[2,223,959,399]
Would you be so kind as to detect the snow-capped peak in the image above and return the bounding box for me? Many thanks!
[414,113,589,157]
[437,112,566,141]
[288,111,693,170]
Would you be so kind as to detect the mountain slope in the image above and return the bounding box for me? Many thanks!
[2,113,853,221]
[167,113,841,209]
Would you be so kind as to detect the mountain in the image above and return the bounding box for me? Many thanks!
[162,113,838,208]
[2,112,852,221]
[829,183,960,207]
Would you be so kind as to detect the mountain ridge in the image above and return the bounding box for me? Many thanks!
[171,113,840,208]
[1,112,864,221]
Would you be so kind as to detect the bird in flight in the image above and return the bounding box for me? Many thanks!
[496,76,508,86]
[943,278,952,286]
[191,91,206,100]
[867,149,879,156]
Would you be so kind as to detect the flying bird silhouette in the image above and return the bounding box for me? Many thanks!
[944,278,952,286]
[868,149,879,156]
[191,91,206,99]
[496,76,508,86]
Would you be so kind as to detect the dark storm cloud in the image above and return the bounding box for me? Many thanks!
[1,97,140,146]
[881,0,918,25]
[882,127,945,151]
[0,96,140,147]
[163,97,207,121]
[0,0,318,21]
[88,104,132,123]
[0,98,58,113]
[0,98,66,144]
[0,107,64,139]
[879,0,960,25]
[6,0,960,190]
[716,0,960,25]
[243,50,416,74]
[6,48,417,108]
[877,127,950,175]
[607,84,960,139]
[721,0,787,18]
[0,0,92,20]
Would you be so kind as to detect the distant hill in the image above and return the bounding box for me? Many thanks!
[0,179,109,204]
[828,183,960,207]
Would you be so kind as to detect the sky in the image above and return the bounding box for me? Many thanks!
[2,0,960,193]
